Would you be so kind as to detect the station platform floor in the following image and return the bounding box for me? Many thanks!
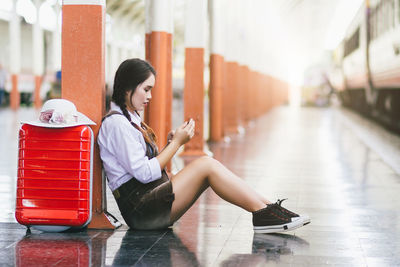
[1,104,400,266]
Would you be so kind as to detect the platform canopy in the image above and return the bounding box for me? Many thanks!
[0,0,363,84]
[105,0,363,81]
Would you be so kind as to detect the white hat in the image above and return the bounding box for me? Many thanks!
[22,99,96,128]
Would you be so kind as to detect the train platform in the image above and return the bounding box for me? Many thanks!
[1,105,400,266]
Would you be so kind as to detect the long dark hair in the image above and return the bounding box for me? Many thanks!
[112,58,158,145]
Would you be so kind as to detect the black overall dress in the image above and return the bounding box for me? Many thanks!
[103,112,175,230]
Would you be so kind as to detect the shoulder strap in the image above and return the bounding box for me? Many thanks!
[102,109,159,155]
[102,111,142,131]
[101,110,123,122]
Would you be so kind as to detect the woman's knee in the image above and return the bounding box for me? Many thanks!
[193,156,221,173]
[194,155,214,164]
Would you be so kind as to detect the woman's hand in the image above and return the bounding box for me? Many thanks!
[156,119,195,169]
[172,118,195,146]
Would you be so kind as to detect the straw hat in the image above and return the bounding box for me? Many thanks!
[22,99,95,128]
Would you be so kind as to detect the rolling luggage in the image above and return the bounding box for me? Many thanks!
[15,124,93,231]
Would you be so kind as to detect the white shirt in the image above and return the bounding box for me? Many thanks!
[98,102,162,191]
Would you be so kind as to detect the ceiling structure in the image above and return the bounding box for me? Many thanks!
[2,0,363,73]
[104,0,363,83]
[260,0,364,83]
[106,0,145,26]
[281,0,363,60]
[105,0,362,57]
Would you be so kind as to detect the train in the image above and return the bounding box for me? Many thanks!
[329,0,400,133]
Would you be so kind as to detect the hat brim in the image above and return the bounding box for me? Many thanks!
[21,111,96,128]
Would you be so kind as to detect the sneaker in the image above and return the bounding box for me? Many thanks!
[252,205,305,234]
[269,199,311,226]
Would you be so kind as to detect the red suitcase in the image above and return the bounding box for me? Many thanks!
[15,124,93,231]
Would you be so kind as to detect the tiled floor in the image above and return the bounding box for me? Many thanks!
[1,105,400,266]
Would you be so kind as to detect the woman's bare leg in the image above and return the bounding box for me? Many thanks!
[170,156,271,223]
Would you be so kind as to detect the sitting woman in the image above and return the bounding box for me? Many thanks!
[98,58,310,233]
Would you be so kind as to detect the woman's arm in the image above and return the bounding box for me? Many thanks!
[156,119,195,169]
[99,115,162,184]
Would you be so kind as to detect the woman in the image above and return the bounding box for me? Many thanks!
[98,58,310,233]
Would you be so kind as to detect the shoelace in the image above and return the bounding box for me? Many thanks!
[276,198,288,206]
[267,198,288,207]
[272,198,299,217]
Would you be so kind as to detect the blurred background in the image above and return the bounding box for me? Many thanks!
[1,3,400,265]
[0,0,399,133]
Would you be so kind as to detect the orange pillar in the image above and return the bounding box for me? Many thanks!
[225,62,238,134]
[180,0,207,156]
[182,48,205,156]
[237,64,246,127]
[33,76,42,108]
[10,74,19,110]
[222,61,230,136]
[261,74,267,113]
[249,70,255,120]
[145,0,173,151]
[33,0,43,109]
[268,75,274,109]
[243,66,251,123]
[62,0,116,229]
[9,0,20,110]
[209,0,225,142]
[260,73,264,115]
[256,72,261,117]
[231,62,240,132]
[209,54,224,142]
[145,32,171,150]
[272,77,277,107]
[166,33,173,148]
[223,1,242,135]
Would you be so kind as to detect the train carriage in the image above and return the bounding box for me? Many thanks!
[332,0,400,132]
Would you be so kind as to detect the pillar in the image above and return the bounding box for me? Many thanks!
[52,2,61,72]
[145,0,173,150]
[223,0,240,134]
[231,62,240,131]
[62,0,117,229]
[243,66,251,122]
[180,0,207,156]
[251,69,257,121]
[209,0,224,142]
[225,62,238,133]
[9,0,20,110]
[237,65,246,125]
[33,0,44,108]
[242,1,252,124]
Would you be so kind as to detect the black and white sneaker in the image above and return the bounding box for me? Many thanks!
[270,199,311,226]
[253,202,309,234]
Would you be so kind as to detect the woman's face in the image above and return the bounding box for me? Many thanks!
[126,73,155,112]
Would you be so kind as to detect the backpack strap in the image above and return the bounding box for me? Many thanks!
[102,111,142,132]
[101,110,123,122]
[101,110,158,157]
